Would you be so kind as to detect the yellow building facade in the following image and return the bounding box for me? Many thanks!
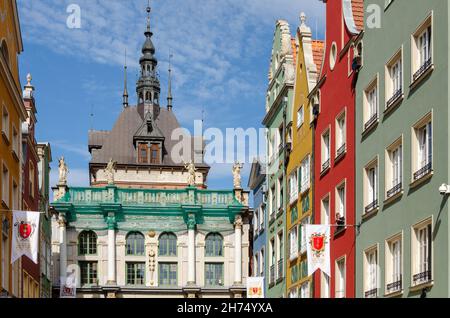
[0,0,26,297]
[285,13,323,298]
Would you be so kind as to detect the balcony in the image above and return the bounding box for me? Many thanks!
[364,113,378,132]
[364,288,377,298]
[277,259,284,282]
[386,276,402,294]
[364,200,378,215]
[413,270,432,286]
[413,162,432,181]
[413,58,432,83]
[387,183,402,199]
[269,265,275,286]
[386,88,403,111]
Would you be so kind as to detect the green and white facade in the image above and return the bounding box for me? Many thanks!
[262,20,295,298]
[356,0,450,298]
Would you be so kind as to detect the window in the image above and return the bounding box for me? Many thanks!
[2,164,9,207]
[1,104,9,141]
[288,226,298,261]
[158,232,176,257]
[386,235,402,294]
[321,129,330,172]
[277,177,283,211]
[1,217,10,290]
[299,217,310,254]
[205,263,223,286]
[277,232,284,280]
[412,220,432,286]
[205,233,223,257]
[330,42,337,70]
[412,114,432,181]
[289,288,299,298]
[253,208,259,235]
[159,262,177,286]
[386,138,403,199]
[12,126,19,158]
[336,183,346,221]
[29,163,35,199]
[386,50,403,109]
[126,262,145,285]
[78,231,97,255]
[364,247,378,298]
[300,281,310,298]
[138,143,148,164]
[270,187,275,220]
[297,106,304,128]
[260,249,265,277]
[269,239,275,285]
[79,261,98,286]
[321,272,330,298]
[364,79,378,131]
[127,232,145,256]
[336,112,346,157]
[288,170,298,204]
[150,144,160,164]
[12,180,18,210]
[253,254,259,277]
[259,205,265,231]
[412,15,432,83]
[364,159,378,214]
[300,155,311,193]
[335,258,346,298]
[0,40,9,65]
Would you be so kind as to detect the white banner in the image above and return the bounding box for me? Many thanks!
[11,211,40,264]
[246,277,265,298]
[60,270,77,298]
[305,224,330,277]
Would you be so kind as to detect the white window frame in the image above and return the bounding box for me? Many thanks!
[385,136,403,200]
[2,162,9,207]
[363,245,379,298]
[1,103,9,141]
[411,217,433,287]
[297,105,304,128]
[363,76,379,131]
[289,170,298,204]
[300,155,311,194]
[321,127,331,171]
[364,158,378,213]
[335,181,346,221]
[411,12,433,84]
[385,232,403,295]
[289,226,298,261]
[335,256,346,298]
[385,48,403,109]
[411,112,433,183]
[321,194,330,226]
[299,216,310,254]
[335,109,347,157]
[299,281,310,298]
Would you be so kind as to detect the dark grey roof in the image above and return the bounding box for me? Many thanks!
[89,105,209,168]
[88,130,110,151]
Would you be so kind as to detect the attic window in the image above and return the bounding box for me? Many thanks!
[150,144,160,164]
[138,143,148,164]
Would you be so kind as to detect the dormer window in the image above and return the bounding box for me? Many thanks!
[150,144,160,164]
[138,143,149,164]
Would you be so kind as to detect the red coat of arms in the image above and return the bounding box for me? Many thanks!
[309,232,328,257]
[19,222,33,239]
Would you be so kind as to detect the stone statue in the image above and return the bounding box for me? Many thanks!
[104,158,117,185]
[234,214,243,229]
[187,214,196,230]
[232,162,243,189]
[184,160,196,187]
[58,157,68,185]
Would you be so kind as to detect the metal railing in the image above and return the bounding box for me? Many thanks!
[386,276,402,294]
[386,88,403,109]
[387,183,402,198]
[336,143,346,158]
[365,200,378,214]
[269,265,275,285]
[321,159,330,173]
[413,270,432,285]
[414,162,432,181]
[364,288,377,298]
[277,259,284,280]
[413,58,432,82]
[364,113,378,131]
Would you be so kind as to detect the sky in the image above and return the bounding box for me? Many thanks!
[17,0,325,192]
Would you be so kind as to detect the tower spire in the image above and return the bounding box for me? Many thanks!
[167,53,173,111]
[123,49,129,108]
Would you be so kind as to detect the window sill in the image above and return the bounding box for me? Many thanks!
[334,149,346,164]
[384,190,403,206]
[11,150,19,162]
[384,289,403,298]
[289,196,299,207]
[361,207,378,221]
[409,280,433,293]
[410,170,433,190]
[384,94,404,117]
[289,255,298,263]
[300,186,310,196]
[410,63,434,91]
[320,166,330,177]
[334,226,346,237]
[1,131,10,145]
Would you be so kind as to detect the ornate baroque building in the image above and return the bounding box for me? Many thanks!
[50,5,250,298]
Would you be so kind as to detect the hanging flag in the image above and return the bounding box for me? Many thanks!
[246,277,265,298]
[305,224,330,277]
[11,211,40,264]
[60,269,77,298]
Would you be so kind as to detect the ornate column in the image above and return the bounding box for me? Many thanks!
[58,214,67,286]
[106,214,116,285]
[234,215,243,284]
[187,214,196,286]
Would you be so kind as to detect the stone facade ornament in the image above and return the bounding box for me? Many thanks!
[187,214,196,230]
[149,249,156,286]
[104,158,117,185]
[58,156,68,186]
[232,162,243,189]
[234,215,243,229]
[184,160,196,187]
[279,21,293,57]
[57,214,66,227]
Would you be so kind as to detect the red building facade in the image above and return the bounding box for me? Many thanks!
[21,75,40,298]
[313,0,363,298]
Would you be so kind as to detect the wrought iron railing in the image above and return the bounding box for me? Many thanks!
[364,288,377,298]
[365,200,378,214]
[386,88,403,109]
[269,265,275,285]
[336,143,346,158]
[386,276,402,294]
[414,162,432,181]
[387,182,402,198]
[364,113,378,131]
[413,58,432,82]
[321,159,330,173]
[277,259,284,280]
[413,270,432,285]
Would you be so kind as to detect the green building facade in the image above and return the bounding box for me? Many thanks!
[356,0,450,298]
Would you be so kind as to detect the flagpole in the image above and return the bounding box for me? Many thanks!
[0,209,46,214]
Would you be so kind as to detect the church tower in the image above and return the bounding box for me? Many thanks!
[136,4,161,118]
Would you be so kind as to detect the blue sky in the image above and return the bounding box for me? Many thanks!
[17,0,324,191]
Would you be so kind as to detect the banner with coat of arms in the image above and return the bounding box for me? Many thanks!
[246,277,265,298]
[11,211,40,264]
[305,224,330,277]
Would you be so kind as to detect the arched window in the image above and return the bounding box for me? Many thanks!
[78,231,97,255]
[1,40,9,65]
[139,93,144,104]
[158,232,177,256]
[126,232,145,255]
[205,233,223,257]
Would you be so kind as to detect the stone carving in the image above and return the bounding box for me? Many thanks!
[284,63,295,83]
[234,215,243,229]
[279,21,293,57]
[104,158,117,185]
[187,214,196,230]
[57,214,66,227]
[232,162,243,189]
[58,156,69,185]
[184,160,196,187]
[149,249,156,286]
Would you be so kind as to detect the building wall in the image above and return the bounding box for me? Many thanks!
[355,0,449,298]
[251,181,266,284]
[0,0,25,298]
[313,0,358,298]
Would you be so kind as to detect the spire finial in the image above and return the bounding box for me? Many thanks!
[146,0,151,33]
[123,49,129,108]
[167,52,173,111]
